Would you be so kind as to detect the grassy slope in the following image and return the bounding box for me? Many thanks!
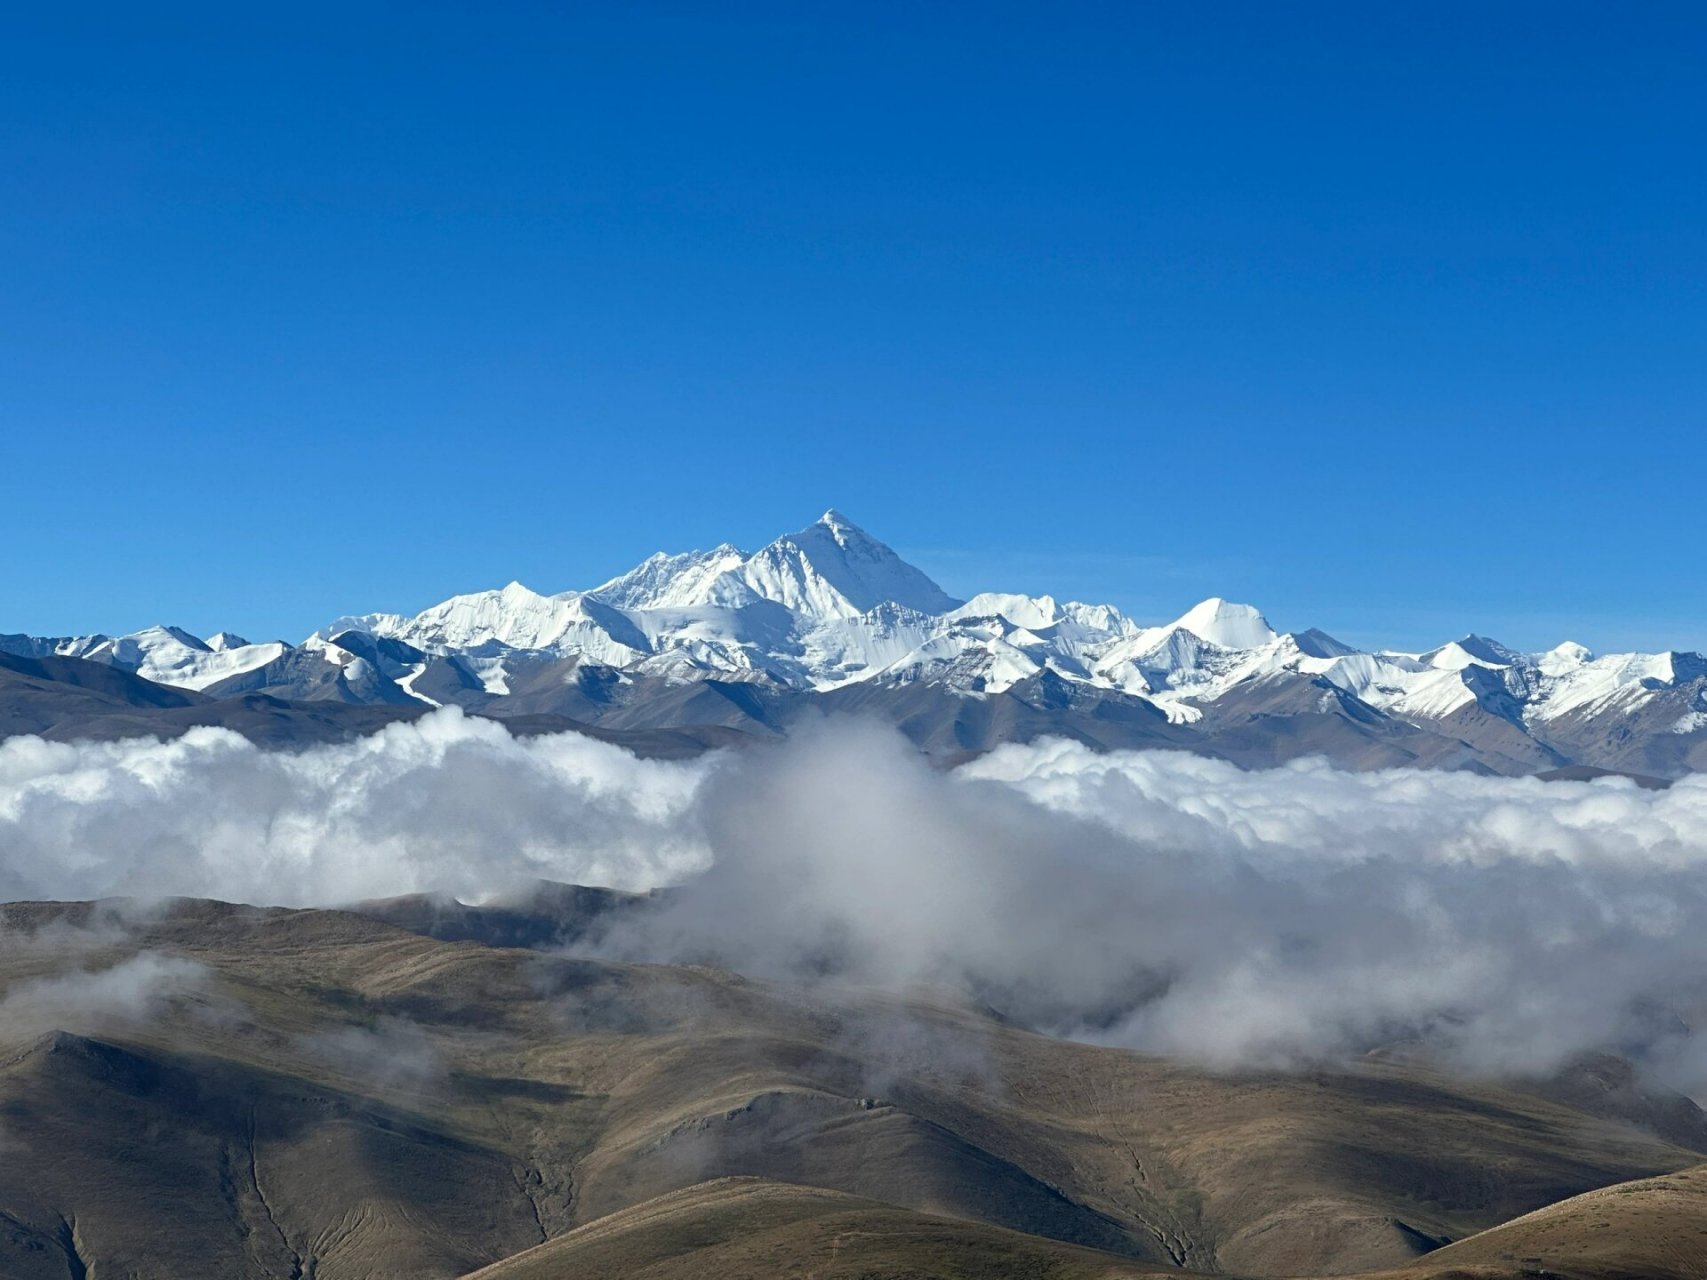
[461,1176,1172,1280]
[0,897,1702,1279]
[1367,1161,1707,1280]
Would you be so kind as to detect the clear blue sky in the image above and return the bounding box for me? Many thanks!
[3,3,1703,653]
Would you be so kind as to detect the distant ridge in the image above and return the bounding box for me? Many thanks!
[6,510,1707,775]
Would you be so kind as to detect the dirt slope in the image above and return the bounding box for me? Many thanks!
[0,894,1701,1279]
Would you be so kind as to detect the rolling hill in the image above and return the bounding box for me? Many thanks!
[0,890,1701,1279]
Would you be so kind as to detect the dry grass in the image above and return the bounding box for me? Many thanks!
[0,894,1701,1280]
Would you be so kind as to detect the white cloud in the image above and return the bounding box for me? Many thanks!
[3,711,1707,1087]
[0,952,212,1038]
[297,1015,445,1092]
[0,709,711,905]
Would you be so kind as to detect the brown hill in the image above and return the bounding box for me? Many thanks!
[460,1176,1173,1279]
[1371,1162,1707,1280]
[0,893,1702,1278]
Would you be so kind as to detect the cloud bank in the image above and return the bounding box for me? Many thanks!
[3,710,1707,1083]
[0,711,710,905]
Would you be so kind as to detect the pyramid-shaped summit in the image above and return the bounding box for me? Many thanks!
[582,510,959,619]
[740,510,962,617]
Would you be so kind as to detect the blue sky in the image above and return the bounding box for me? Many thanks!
[3,3,1703,652]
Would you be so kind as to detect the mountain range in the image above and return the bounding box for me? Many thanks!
[6,509,1706,776]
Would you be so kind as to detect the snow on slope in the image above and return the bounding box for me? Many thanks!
[343,511,972,691]
[123,631,290,692]
[0,626,288,693]
[586,545,748,610]
[1167,597,1277,650]
[11,510,1705,744]
[738,508,960,617]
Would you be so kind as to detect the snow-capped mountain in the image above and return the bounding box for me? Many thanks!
[6,510,1707,776]
[0,624,292,693]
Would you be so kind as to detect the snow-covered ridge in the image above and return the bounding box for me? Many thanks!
[5,510,1705,747]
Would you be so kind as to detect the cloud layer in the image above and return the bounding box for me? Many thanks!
[3,710,1707,1084]
[0,711,711,905]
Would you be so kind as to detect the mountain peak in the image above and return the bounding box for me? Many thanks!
[749,511,960,617]
[1170,598,1277,650]
[114,625,212,655]
[1426,634,1520,670]
[1458,634,1519,664]
[587,544,750,611]
[810,508,884,552]
[1291,627,1359,659]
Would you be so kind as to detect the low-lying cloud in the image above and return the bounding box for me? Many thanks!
[3,710,1707,1086]
[0,711,710,905]
[297,1015,446,1093]
[0,952,213,1039]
